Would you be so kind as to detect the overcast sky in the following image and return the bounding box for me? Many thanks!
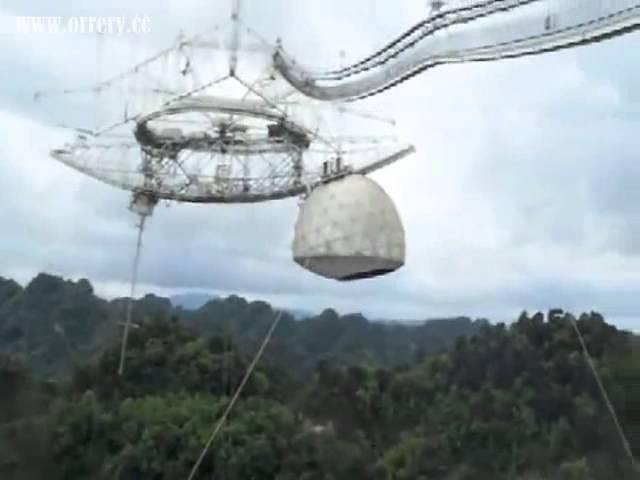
[1,1,639,330]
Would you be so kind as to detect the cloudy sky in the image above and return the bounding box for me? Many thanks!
[1,0,639,330]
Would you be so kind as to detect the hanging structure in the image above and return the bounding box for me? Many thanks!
[292,174,405,281]
[40,15,415,375]
[44,21,415,206]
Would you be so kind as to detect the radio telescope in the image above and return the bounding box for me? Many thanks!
[39,13,415,375]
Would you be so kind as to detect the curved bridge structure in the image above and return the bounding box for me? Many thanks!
[274,0,640,101]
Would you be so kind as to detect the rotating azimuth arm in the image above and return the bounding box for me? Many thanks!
[273,0,640,101]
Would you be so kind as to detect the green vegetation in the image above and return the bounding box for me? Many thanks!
[0,273,484,380]
[0,273,638,479]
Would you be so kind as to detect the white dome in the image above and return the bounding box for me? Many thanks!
[292,174,405,281]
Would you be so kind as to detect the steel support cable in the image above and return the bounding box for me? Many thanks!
[185,203,312,480]
[118,214,147,376]
[229,0,242,75]
[304,0,540,81]
[274,0,640,101]
[34,44,177,100]
[186,306,286,480]
[34,21,238,101]
[569,315,637,472]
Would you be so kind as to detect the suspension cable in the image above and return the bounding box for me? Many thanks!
[569,315,637,471]
[117,214,146,376]
[186,307,285,480]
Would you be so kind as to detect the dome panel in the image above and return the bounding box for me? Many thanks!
[292,174,405,281]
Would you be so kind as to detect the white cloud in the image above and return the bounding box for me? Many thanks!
[1,0,640,331]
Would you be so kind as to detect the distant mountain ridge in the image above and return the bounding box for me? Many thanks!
[170,292,218,310]
[170,293,315,319]
[0,272,487,378]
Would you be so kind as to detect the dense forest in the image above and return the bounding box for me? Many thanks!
[0,273,484,379]
[0,273,638,479]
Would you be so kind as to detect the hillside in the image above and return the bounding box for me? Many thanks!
[0,301,637,479]
[1,273,638,479]
[0,273,485,379]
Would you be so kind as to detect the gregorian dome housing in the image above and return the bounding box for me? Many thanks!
[292,174,405,281]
